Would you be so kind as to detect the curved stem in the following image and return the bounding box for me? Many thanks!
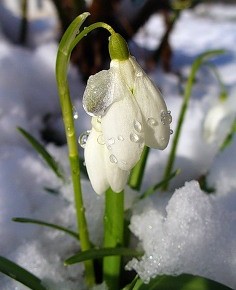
[161,49,225,191]
[56,14,117,286]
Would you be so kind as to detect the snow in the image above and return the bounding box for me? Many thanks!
[0,1,236,289]
[126,181,236,289]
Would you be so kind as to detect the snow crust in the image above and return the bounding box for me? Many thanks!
[0,1,236,289]
[127,181,236,289]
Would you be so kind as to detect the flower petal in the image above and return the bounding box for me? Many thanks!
[102,86,144,171]
[203,101,235,144]
[83,69,115,117]
[104,147,129,193]
[84,127,109,194]
[131,58,170,149]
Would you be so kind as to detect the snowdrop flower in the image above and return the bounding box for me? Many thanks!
[81,33,171,194]
[203,95,236,146]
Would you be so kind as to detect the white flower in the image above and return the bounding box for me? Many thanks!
[84,117,129,195]
[81,33,171,194]
[203,96,236,146]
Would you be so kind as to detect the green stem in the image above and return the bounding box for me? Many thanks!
[162,49,225,191]
[103,189,124,290]
[56,14,117,286]
[55,13,95,286]
[19,0,28,44]
[128,146,149,191]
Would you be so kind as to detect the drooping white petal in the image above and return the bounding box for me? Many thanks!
[131,58,171,149]
[203,100,235,145]
[102,85,144,171]
[83,69,115,117]
[104,147,129,193]
[84,127,109,195]
[110,59,135,91]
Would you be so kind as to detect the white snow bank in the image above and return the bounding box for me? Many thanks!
[127,181,236,289]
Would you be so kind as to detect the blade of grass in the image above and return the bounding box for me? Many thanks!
[17,127,65,181]
[12,217,78,240]
[140,169,180,200]
[131,274,233,290]
[162,49,225,190]
[65,247,143,265]
[0,256,47,290]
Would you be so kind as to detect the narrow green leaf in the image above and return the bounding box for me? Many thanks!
[132,274,233,290]
[140,169,180,200]
[0,256,47,290]
[17,127,65,181]
[12,217,78,240]
[65,247,143,265]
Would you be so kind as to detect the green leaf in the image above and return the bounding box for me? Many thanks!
[12,217,78,240]
[140,169,180,200]
[131,274,233,290]
[65,247,143,265]
[0,256,48,290]
[17,127,65,181]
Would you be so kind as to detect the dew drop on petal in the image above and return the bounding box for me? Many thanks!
[130,133,140,143]
[107,145,112,150]
[108,137,115,145]
[167,111,172,124]
[147,117,158,126]
[118,135,124,141]
[136,71,143,77]
[170,129,173,135]
[97,134,105,145]
[83,70,114,116]
[134,120,143,133]
[78,130,91,148]
[161,110,167,125]
[109,154,118,164]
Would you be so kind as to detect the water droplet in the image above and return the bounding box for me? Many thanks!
[134,120,142,133]
[160,110,167,125]
[118,135,124,141]
[67,126,74,136]
[147,117,158,126]
[83,70,114,116]
[160,136,165,141]
[170,129,173,135]
[167,111,172,124]
[97,116,102,124]
[136,71,143,77]
[109,154,118,164]
[130,133,140,143]
[78,130,90,148]
[73,106,78,119]
[107,145,112,150]
[108,137,115,145]
[97,134,105,145]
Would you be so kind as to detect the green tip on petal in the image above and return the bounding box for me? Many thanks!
[108,33,130,60]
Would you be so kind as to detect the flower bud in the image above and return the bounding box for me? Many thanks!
[108,33,130,61]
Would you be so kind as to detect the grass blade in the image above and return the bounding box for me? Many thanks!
[17,127,65,181]
[12,217,78,240]
[0,256,47,290]
[65,247,143,265]
[140,169,180,200]
[132,274,233,290]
